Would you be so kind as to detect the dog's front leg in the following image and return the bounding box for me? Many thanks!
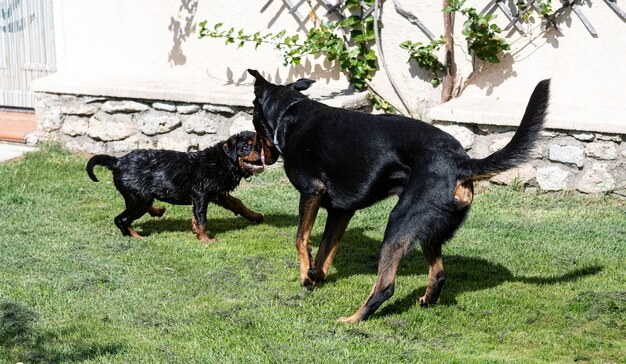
[296,188,325,288]
[215,194,264,223]
[193,197,215,243]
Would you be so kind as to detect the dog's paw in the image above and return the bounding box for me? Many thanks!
[337,315,361,324]
[198,235,217,244]
[301,277,316,290]
[247,212,264,223]
[418,295,434,307]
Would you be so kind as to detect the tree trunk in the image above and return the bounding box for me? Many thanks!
[441,0,456,103]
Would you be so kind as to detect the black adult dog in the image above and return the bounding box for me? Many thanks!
[247,69,549,323]
[86,131,265,242]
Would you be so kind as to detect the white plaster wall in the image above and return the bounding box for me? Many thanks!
[54,0,347,87]
[428,0,626,133]
[41,0,626,132]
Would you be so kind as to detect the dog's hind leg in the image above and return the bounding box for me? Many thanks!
[418,241,446,306]
[312,208,354,283]
[114,196,150,239]
[338,174,457,323]
[215,194,264,223]
[296,187,325,288]
[338,235,410,324]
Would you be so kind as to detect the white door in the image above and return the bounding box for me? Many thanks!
[0,0,56,109]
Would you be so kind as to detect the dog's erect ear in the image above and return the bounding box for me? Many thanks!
[287,78,315,91]
[222,140,238,162]
[247,69,269,86]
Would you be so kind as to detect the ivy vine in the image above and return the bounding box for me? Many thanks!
[399,36,446,87]
[516,0,554,21]
[447,0,511,64]
[199,0,396,112]
[401,0,512,88]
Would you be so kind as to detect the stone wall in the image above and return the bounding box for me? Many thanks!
[32,93,256,155]
[31,91,625,196]
[435,122,626,197]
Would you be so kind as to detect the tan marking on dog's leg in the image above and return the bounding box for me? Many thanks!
[418,242,446,306]
[313,209,354,282]
[454,179,474,209]
[196,224,216,243]
[148,205,166,217]
[127,226,143,239]
[296,191,324,288]
[191,215,199,234]
[419,257,444,306]
[338,239,409,323]
[215,194,264,222]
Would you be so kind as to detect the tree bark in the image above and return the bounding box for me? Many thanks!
[441,0,456,103]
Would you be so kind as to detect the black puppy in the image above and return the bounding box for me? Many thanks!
[248,69,549,323]
[86,131,265,242]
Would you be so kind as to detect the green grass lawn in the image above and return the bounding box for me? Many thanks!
[1,146,625,363]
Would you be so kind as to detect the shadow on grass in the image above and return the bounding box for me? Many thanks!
[318,228,603,318]
[136,212,298,236]
[0,301,124,363]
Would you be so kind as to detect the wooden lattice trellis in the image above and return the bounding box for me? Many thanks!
[282,0,625,38]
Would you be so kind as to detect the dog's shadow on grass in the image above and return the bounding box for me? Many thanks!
[136,212,298,237]
[317,228,603,318]
[0,301,124,363]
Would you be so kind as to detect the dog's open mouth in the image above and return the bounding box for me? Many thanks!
[243,161,264,174]
[241,148,265,174]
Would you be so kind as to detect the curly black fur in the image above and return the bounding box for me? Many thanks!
[86,131,264,241]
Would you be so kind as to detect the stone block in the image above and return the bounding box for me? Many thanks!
[61,116,89,137]
[548,144,585,168]
[62,135,106,154]
[435,124,475,150]
[576,163,615,194]
[38,106,63,132]
[196,134,222,150]
[157,129,198,152]
[467,135,490,159]
[536,166,569,191]
[570,132,594,142]
[101,100,149,113]
[152,102,177,112]
[176,104,201,114]
[136,111,181,136]
[203,104,236,114]
[490,164,536,185]
[106,135,155,155]
[228,111,254,136]
[183,111,227,135]
[87,112,136,141]
[585,141,618,160]
[488,132,515,153]
[60,99,100,115]
[595,134,622,142]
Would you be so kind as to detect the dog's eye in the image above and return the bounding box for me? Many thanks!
[243,144,252,151]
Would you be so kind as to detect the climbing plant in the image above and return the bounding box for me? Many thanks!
[450,0,511,64]
[516,0,554,21]
[401,0,512,88]
[199,0,396,112]
[399,36,446,87]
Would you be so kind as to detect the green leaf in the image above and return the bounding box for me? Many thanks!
[364,49,377,60]
[340,16,361,27]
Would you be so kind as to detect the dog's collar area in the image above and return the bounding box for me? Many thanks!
[271,98,307,154]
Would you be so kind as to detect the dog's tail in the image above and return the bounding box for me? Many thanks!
[86,154,117,182]
[459,79,550,180]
